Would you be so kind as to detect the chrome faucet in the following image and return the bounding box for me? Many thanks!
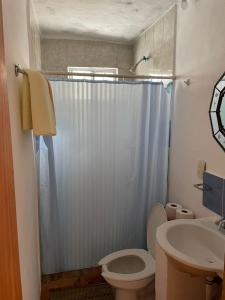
[218,218,225,233]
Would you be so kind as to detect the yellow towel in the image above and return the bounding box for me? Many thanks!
[22,69,56,136]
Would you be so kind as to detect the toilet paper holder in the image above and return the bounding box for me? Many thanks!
[193,183,212,191]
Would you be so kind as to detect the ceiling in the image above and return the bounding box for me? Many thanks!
[33,0,177,44]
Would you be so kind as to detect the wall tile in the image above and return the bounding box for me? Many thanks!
[41,39,133,75]
[133,5,176,76]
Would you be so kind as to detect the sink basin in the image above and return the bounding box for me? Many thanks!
[156,219,225,275]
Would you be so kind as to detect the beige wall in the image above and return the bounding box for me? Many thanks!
[41,38,133,75]
[2,0,41,299]
[29,0,41,69]
[169,0,225,217]
[134,5,176,76]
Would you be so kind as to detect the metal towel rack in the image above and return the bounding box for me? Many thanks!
[193,183,212,192]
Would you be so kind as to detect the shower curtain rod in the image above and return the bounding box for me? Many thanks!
[14,64,175,80]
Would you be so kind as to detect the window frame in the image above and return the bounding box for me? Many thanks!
[67,66,118,81]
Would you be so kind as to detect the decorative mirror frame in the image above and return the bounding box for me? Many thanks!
[209,72,225,151]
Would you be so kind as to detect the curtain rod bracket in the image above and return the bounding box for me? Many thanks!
[184,78,191,86]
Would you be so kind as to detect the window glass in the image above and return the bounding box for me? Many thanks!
[67,67,118,81]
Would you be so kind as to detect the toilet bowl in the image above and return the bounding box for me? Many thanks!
[99,203,167,300]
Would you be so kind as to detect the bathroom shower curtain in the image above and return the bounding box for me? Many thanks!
[38,79,173,274]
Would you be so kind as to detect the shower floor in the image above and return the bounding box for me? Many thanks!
[41,266,155,300]
[49,283,114,300]
[41,266,114,300]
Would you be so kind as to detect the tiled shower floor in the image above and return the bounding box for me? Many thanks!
[50,283,114,300]
[41,267,155,300]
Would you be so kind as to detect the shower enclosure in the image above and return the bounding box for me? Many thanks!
[37,78,173,275]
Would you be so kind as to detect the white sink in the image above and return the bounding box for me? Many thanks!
[156,219,225,275]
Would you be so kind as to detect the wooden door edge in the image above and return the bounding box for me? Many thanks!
[0,1,22,299]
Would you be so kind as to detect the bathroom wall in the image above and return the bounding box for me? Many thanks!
[169,0,225,217]
[133,5,176,76]
[41,5,176,77]
[41,38,133,75]
[2,0,41,299]
[28,0,41,68]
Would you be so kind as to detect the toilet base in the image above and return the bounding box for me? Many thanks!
[115,288,137,300]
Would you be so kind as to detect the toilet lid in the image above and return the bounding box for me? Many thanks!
[147,203,167,258]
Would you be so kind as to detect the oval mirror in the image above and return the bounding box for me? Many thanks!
[209,73,225,151]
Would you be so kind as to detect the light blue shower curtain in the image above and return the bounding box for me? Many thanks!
[38,79,172,274]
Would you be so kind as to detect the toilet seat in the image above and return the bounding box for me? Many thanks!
[99,249,155,282]
[99,203,167,300]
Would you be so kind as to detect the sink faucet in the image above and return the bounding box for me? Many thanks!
[218,218,225,233]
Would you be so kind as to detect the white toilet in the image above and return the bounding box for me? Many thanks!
[98,203,167,300]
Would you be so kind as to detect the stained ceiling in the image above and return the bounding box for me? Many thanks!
[33,0,177,43]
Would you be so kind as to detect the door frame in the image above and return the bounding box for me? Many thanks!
[0,0,22,299]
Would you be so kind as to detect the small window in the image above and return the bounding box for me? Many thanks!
[67,67,118,81]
